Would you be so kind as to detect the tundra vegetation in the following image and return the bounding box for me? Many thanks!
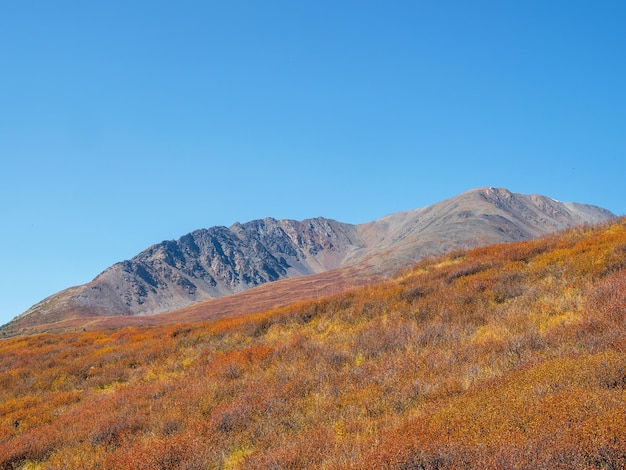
[0,219,625,469]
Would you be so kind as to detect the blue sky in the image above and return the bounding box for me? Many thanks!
[1,1,625,326]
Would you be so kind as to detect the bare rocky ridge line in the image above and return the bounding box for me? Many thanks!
[5,188,615,330]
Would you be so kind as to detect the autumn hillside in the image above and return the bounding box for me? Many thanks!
[1,219,625,469]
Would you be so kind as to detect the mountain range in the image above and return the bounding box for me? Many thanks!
[2,187,614,334]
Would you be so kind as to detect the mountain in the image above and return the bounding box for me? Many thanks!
[3,188,614,333]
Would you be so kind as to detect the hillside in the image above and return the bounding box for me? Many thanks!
[2,265,378,337]
[0,218,624,469]
[4,187,614,334]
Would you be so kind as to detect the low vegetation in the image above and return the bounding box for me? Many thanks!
[1,219,625,469]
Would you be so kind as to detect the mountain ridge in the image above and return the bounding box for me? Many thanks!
[4,187,614,333]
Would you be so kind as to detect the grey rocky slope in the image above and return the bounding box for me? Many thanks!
[10,188,615,325]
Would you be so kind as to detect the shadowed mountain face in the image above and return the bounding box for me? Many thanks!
[7,188,614,329]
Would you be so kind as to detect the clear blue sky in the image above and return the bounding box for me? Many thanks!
[1,1,625,326]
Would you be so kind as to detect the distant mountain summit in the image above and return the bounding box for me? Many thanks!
[5,188,614,332]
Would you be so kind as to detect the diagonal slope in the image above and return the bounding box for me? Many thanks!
[1,218,624,467]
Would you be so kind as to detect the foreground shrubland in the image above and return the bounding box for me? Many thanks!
[1,219,625,469]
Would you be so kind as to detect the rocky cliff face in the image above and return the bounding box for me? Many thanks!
[76,218,363,316]
[9,188,615,327]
